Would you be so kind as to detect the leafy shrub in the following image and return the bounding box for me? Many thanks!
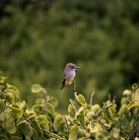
[0,71,139,140]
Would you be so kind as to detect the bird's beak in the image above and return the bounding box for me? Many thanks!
[76,66,80,69]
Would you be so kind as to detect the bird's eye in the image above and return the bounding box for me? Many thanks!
[71,66,74,68]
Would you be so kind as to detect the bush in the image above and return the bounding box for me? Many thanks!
[0,71,139,140]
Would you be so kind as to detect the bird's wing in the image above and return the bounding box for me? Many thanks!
[60,73,66,90]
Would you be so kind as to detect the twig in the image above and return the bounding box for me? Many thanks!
[64,116,69,135]
[42,129,66,140]
[96,104,113,119]
[73,79,76,92]
[90,91,94,106]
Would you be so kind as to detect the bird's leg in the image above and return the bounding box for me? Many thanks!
[73,78,76,92]
[68,84,76,92]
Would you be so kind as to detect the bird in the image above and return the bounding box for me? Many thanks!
[60,63,80,91]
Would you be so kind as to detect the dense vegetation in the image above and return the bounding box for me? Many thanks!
[0,0,139,112]
[0,72,139,140]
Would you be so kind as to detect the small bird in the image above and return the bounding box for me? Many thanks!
[60,63,80,91]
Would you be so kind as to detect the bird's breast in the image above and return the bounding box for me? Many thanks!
[65,77,74,85]
[65,71,76,85]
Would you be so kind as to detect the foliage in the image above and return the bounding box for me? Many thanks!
[0,72,139,140]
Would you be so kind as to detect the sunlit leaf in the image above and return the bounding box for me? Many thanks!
[127,100,139,110]
[68,104,76,117]
[74,93,87,108]
[5,90,15,104]
[135,88,139,102]
[25,109,36,119]
[121,97,128,105]
[91,104,101,114]
[32,104,43,113]
[31,84,46,94]
[6,84,20,102]
[68,125,78,140]
[16,101,28,111]
[118,104,127,118]
[38,115,49,131]
[78,128,90,138]
[90,123,102,137]
[6,103,24,119]
[123,89,131,96]
[111,128,120,139]
[69,99,77,110]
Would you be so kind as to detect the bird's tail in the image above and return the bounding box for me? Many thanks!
[60,85,65,90]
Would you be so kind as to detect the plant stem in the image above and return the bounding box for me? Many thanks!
[42,129,66,140]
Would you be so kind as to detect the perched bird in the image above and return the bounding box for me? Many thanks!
[60,63,80,91]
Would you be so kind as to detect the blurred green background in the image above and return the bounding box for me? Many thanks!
[1,0,139,113]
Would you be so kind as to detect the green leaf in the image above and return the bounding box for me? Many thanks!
[74,93,87,108]
[16,101,28,111]
[45,103,55,119]
[6,112,17,134]
[132,83,138,90]
[32,127,38,140]
[111,128,120,139]
[68,104,76,117]
[32,104,43,113]
[31,84,46,94]
[78,128,90,138]
[91,104,101,114]
[25,109,36,119]
[135,88,139,102]
[68,125,79,140]
[6,103,24,118]
[38,115,49,131]
[127,100,139,110]
[0,71,7,83]
[0,85,5,90]
[5,90,15,104]
[121,97,128,105]
[95,130,111,139]
[16,117,26,126]
[31,120,43,137]
[6,84,20,102]
[0,99,5,113]
[48,96,58,108]
[118,104,127,118]
[18,121,33,139]
[123,90,131,96]
[11,136,22,140]
[90,123,102,137]
[77,111,85,126]
[53,114,64,132]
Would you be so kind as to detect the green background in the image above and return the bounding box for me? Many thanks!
[1,0,139,112]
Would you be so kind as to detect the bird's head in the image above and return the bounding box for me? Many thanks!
[66,63,80,71]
